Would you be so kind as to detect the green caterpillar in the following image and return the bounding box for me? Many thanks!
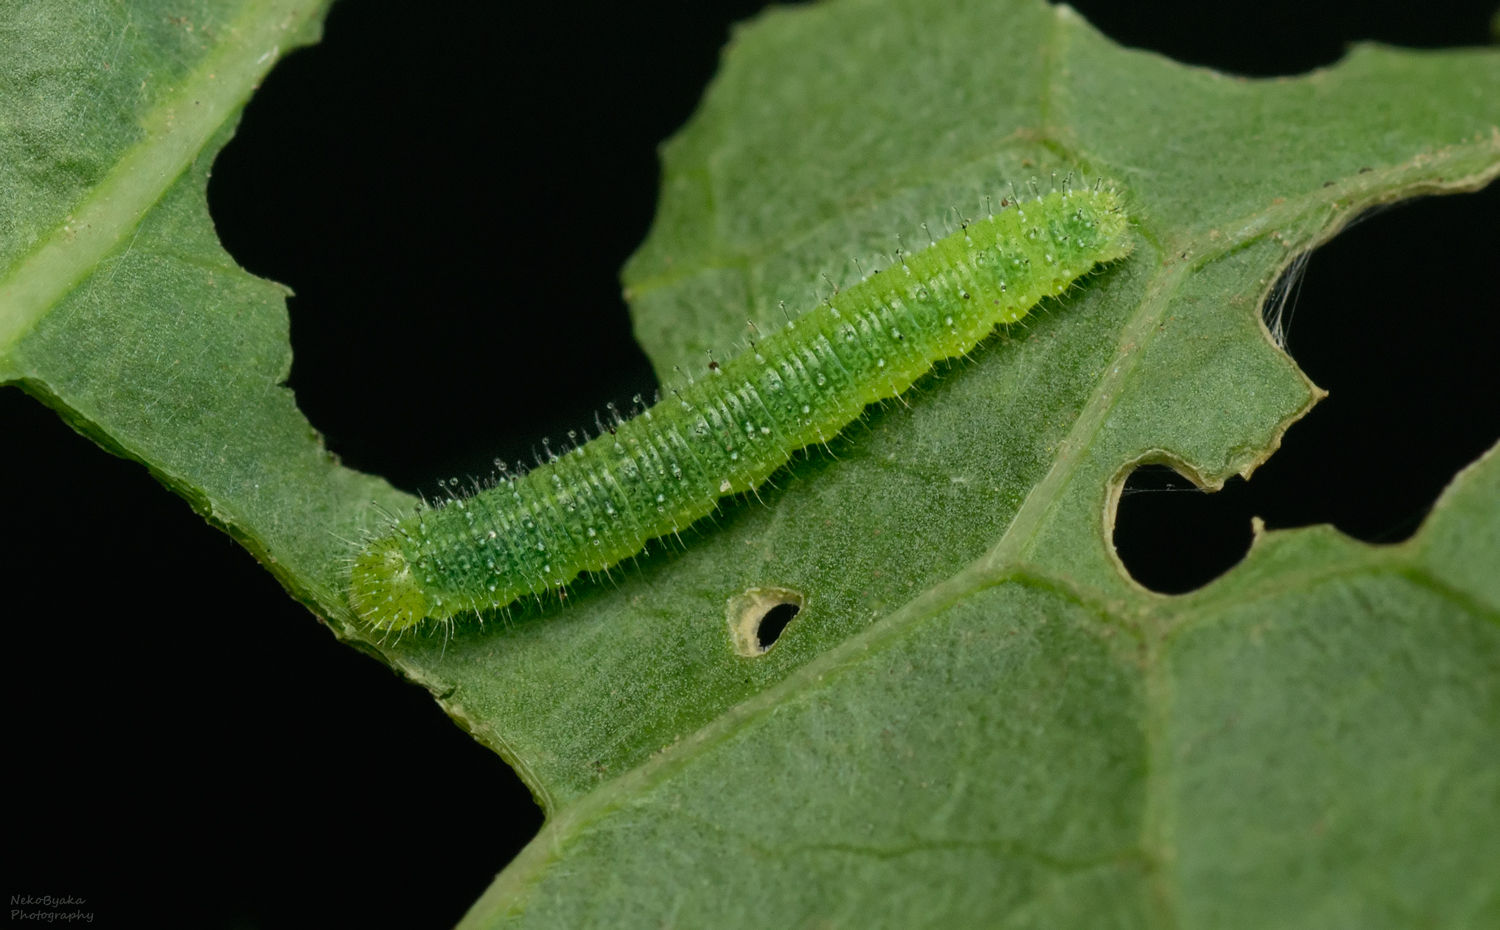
[350,184,1132,632]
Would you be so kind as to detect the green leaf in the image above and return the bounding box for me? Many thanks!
[3,0,1497,926]
[0,0,406,613]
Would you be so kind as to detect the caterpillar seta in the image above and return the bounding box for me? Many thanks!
[350,182,1133,632]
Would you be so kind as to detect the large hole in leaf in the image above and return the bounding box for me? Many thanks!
[1063,0,1497,77]
[209,0,777,497]
[1114,183,1500,594]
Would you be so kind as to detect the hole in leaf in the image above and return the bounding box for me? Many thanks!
[1113,184,1499,594]
[1063,0,1497,77]
[756,603,801,650]
[1113,464,1255,594]
[727,588,806,656]
[206,0,775,496]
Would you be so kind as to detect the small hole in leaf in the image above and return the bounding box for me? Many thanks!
[726,587,805,656]
[755,603,800,650]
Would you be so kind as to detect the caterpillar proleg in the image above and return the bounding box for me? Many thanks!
[350,184,1132,631]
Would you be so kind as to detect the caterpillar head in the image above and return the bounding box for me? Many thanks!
[349,537,428,632]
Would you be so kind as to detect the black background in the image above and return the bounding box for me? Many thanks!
[6,2,1497,928]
